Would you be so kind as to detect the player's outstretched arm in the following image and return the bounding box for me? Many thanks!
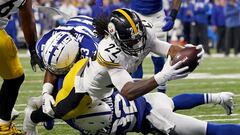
[19,0,44,71]
[109,58,188,101]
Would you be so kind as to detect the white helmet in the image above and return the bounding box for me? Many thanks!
[73,100,112,132]
[42,32,79,75]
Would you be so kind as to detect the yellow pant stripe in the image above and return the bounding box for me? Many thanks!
[55,58,89,105]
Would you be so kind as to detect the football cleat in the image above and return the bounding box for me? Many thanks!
[23,97,41,135]
[218,92,234,115]
[23,105,38,135]
[0,122,22,135]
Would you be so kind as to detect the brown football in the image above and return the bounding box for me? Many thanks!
[171,47,200,72]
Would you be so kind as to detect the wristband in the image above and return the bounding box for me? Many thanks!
[42,83,54,95]
[154,72,167,85]
[170,9,178,20]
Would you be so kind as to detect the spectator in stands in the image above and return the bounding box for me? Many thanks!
[59,0,78,17]
[90,0,102,18]
[191,0,210,55]
[211,0,226,53]
[224,0,240,56]
[178,0,194,43]
[77,0,92,16]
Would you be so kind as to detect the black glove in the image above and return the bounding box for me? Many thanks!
[30,49,45,72]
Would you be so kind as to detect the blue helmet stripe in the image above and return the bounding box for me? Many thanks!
[47,34,68,65]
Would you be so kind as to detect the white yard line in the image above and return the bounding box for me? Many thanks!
[144,73,240,79]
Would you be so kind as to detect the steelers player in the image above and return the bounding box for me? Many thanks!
[0,0,43,134]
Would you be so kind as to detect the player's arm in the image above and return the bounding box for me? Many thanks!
[109,59,189,101]
[19,0,44,71]
[162,0,181,31]
[150,35,204,61]
[41,70,57,117]
[150,35,183,58]
[171,0,181,12]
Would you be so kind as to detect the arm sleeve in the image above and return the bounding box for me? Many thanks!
[150,35,172,57]
[108,68,134,92]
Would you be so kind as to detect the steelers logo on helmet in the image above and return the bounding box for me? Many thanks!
[108,22,116,35]
[109,8,146,56]
[42,31,80,75]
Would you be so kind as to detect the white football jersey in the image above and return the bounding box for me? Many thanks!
[75,27,171,99]
[0,0,25,28]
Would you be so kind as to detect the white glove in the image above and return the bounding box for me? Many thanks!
[42,93,55,118]
[154,56,190,85]
[185,44,205,64]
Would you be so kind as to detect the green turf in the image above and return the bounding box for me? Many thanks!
[0,50,240,134]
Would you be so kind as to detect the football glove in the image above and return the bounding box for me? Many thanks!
[162,16,174,32]
[154,56,190,85]
[42,93,55,118]
[162,9,178,32]
[30,49,45,72]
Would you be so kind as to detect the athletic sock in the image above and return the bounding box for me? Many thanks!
[172,93,205,111]
[204,93,221,104]
[207,122,240,135]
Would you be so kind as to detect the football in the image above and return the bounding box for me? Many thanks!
[171,47,200,72]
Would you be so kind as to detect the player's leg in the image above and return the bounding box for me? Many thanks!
[137,10,167,93]
[131,63,143,81]
[23,59,92,133]
[144,92,240,135]
[0,29,24,134]
[167,112,240,135]
[172,92,234,115]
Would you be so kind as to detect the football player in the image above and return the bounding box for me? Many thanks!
[24,15,99,133]
[23,9,234,135]
[25,90,235,135]
[0,0,43,134]
[33,7,200,121]
[130,0,182,93]
[96,0,182,93]
[23,8,204,134]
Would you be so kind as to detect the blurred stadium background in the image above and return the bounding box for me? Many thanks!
[1,0,240,134]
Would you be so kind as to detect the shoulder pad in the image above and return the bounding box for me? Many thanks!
[96,38,121,68]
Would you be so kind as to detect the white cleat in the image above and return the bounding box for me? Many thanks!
[11,108,20,121]
[23,97,40,135]
[218,92,234,115]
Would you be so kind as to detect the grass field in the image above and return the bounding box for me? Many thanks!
[1,50,240,135]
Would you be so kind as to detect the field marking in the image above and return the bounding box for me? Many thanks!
[14,116,240,127]
[144,73,240,79]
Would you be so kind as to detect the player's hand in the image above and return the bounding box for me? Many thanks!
[185,44,205,64]
[154,56,190,85]
[42,93,55,118]
[162,16,174,32]
[30,50,45,72]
